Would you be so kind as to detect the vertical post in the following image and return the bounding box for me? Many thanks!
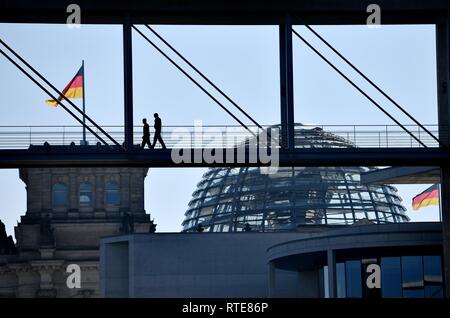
[82,60,86,144]
[327,249,336,298]
[441,168,450,298]
[437,17,450,148]
[268,261,276,297]
[437,11,450,298]
[279,14,295,150]
[123,16,134,150]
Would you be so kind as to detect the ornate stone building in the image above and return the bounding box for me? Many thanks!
[0,167,152,297]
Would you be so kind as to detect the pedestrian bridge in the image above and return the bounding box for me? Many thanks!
[0,124,440,149]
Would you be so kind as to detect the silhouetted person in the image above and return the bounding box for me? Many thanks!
[151,113,166,149]
[141,118,151,149]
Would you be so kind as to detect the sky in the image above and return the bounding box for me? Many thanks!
[0,23,441,235]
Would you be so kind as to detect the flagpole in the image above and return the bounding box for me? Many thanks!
[82,60,86,144]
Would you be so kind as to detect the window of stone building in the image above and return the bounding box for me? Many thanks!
[79,183,94,206]
[105,181,120,206]
[52,183,67,207]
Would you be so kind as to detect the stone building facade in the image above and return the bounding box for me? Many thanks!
[0,167,152,298]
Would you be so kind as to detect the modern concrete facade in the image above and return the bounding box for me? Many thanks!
[0,167,151,298]
[100,232,307,298]
[100,222,444,298]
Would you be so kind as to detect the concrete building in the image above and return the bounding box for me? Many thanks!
[101,223,443,298]
[0,167,152,298]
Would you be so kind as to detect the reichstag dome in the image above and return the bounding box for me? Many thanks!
[182,125,408,232]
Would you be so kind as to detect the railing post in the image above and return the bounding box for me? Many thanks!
[378,131,381,148]
[418,125,421,147]
[63,126,65,145]
[29,126,32,146]
[385,125,388,147]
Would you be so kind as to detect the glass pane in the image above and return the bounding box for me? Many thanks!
[323,266,330,298]
[52,183,67,207]
[402,256,424,298]
[336,263,346,298]
[423,256,443,298]
[79,183,93,206]
[346,260,362,298]
[105,182,120,206]
[381,257,402,298]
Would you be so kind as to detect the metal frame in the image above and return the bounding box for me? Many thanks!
[1,0,450,297]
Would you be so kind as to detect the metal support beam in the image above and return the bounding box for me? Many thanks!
[441,167,450,298]
[123,16,134,150]
[279,15,295,150]
[327,249,336,298]
[0,147,449,168]
[437,13,450,147]
[437,11,450,298]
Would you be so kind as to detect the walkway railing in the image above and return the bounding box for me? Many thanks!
[0,124,440,149]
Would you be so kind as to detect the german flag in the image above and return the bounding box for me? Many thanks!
[46,65,83,106]
[412,184,439,211]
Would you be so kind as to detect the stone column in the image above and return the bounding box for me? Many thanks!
[95,174,105,218]
[41,171,52,212]
[8,264,39,298]
[30,260,64,298]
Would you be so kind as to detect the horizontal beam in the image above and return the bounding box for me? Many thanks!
[361,166,440,184]
[0,146,448,168]
[0,0,448,25]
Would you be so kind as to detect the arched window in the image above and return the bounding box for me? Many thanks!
[79,183,94,206]
[52,183,67,208]
[105,181,120,206]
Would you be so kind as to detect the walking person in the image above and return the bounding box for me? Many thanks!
[151,113,166,149]
[141,118,152,149]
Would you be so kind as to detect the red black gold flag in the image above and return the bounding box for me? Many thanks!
[412,184,439,211]
[46,65,84,106]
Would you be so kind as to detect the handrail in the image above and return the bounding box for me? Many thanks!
[0,124,441,149]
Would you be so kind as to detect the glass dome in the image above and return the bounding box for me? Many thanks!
[182,125,409,232]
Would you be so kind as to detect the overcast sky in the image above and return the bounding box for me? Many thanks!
[0,23,440,235]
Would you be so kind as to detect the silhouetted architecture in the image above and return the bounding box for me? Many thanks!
[151,113,166,149]
[0,167,152,298]
[0,220,16,255]
[149,219,157,233]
